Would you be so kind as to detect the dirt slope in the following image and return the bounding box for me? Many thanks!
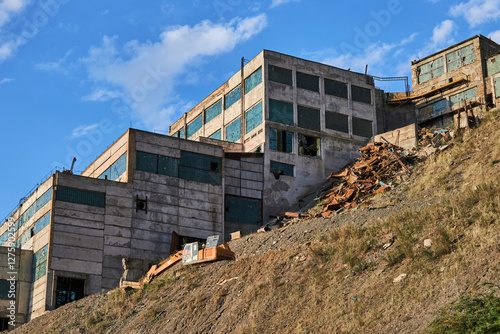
[13,111,500,334]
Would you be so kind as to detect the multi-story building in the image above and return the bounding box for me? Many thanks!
[0,129,264,327]
[388,35,500,128]
[169,50,378,220]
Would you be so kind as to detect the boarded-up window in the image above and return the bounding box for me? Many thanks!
[56,186,106,207]
[495,77,500,98]
[325,112,349,133]
[179,151,222,186]
[417,57,445,84]
[186,115,203,138]
[298,135,321,157]
[209,129,221,140]
[245,67,262,94]
[225,195,261,225]
[136,151,159,174]
[225,85,241,109]
[298,105,320,131]
[269,99,294,125]
[225,117,241,142]
[325,79,348,98]
[296,72,319,92]
[158,156,178,178]
[268,65,292,86]
[352,85,372,104]
[205,100,222,124]
[32,245,48,282]
[450,87,478,107]
[446,44,475,72]
[269,128,293,153]
[98,153,127,181]
[487,55,500,77]
[245,101,263,134]
[352,117,373,138]
[270,161,294,177]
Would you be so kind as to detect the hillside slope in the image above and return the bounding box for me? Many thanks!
[13,111,500,334]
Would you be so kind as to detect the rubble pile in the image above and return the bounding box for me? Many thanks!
[310,141,415,217]
[418,128,453,156]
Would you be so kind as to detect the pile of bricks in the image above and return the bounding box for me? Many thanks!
[311,142,414,217]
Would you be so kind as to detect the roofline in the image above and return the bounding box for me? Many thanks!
[412,34,500,65]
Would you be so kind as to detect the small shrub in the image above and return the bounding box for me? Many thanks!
[426,290,500,333]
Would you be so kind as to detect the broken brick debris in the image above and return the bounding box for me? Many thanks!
[309,141,415,217]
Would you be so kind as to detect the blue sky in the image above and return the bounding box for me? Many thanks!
[1,0,500,218]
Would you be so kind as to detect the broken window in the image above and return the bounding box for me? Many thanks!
[0,317,8,331]
[225,117,241,142]
[417,57,445,84]
[352,117,373,138]
[352,85,372,104]
[446,44,475,72]
[296,72,319,92]
[270,161,294,177]
[55,277,85,309]
[245,101,263,134]
[205,100,222,124]
[269,128,293,153]
[450,87,477,107]
[268,65,292,86]
[98,153,127,181]
[325,111,349,133]
[32,245,48,282]
[487,54,500,77]
[325,79,348,99]
[224,85,241,110]
[297,105,320,131]
[269,99,294,126]
[186,114,203,138]
[245,67,262,94]
[298,135,321,157]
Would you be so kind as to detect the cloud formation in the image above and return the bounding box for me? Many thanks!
[0,77,13,85]
[71,123,100,139]
[83,14,267,131]
[270,0,300,9]
[0,0,29,28]
[450,0,500,27]
[489,29,500,43]
[82,89,122,102]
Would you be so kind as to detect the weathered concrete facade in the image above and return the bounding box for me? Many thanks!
[1,129,263,325]
[169,50,377,220]
[408,35,500,127]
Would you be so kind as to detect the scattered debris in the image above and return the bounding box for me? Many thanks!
[423,239,432,248]
[218,277,239,286]
[230,231,241,241]
[393,273,407,283]
[308,141,416,216]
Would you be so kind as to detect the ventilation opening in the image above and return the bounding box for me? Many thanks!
[210,162,219,172]
[55,277,85,309]
[136,195,148,213]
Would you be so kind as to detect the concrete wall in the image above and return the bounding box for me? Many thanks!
[262,50,376,219]
[0,247,32,328]
[224,153,264,239]
[81,130,129,182]
[374,123,418,150]
[411,35,500,126]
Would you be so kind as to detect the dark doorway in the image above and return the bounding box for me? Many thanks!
[0,317,9,331]
[55,277,85,309]
[170,231,206,254]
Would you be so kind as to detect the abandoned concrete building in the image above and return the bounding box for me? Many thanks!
[168,49,379,221]
[386,35,500,128]
[2,35,500,329]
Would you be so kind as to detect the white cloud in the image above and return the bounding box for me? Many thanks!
[35,49,77,74]
[417,20,456,58]
[0,77,13,84]
[321,33,417,75]
[82,89,122,102]
[490,29,500,43]
[450,0,500,27]
[0,0,29,28]
[83,14,267,131]
[71,124,99,139]
[270,0,300,8]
